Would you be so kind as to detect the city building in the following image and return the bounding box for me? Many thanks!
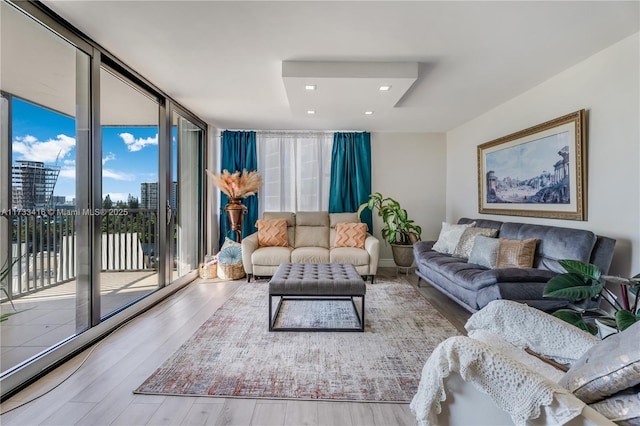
[11,160,60,210]
[140,181,177,209]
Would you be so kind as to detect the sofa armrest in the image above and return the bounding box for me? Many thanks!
[465,300,599,365]
[364,234,380,275]
[241,233,259,274]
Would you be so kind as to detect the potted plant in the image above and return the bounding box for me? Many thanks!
[358,192,422,268]
[543,259,639,335]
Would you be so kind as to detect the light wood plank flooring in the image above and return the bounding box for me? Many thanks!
[0,268,470,426]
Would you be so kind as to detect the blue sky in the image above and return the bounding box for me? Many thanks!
[12,98,159,203]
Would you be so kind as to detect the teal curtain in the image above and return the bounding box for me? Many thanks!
[328,132,372,232]
[219,131,258,246]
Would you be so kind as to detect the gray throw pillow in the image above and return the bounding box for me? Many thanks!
[468,235,500,268]
[453,227,498,259]
[559,321,640,404]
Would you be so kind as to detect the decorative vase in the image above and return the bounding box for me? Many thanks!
[391,243,415,268]
[225,197,247,242]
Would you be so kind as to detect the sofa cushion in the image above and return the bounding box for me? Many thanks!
[453,228,499,259]
[496,238,537,269]
[296,211,329,226]
[295,226,329,248]
[251,246,292,266]
[256,219,289,247]
[263,211,296,227]
[432,222,476,254]
[334,222,367,249]
[291,247,330,263]
[294,212,330,248]
[330,247,369,266]
[499,223,596,272]
[476,268,557,287]
[458,217,503,231]
[468,235,500,269]
[329,212,359,228]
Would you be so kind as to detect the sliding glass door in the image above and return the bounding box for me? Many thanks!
[0,1,207,396]
[0,1,90,373]
[171,112,204,280]
[99,67,161,317]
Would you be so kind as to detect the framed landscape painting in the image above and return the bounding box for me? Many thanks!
[477,110,587,220]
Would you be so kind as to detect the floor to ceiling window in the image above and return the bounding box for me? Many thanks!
[0,0,207,398]
[99,67,161,318]
[0,1,90,374]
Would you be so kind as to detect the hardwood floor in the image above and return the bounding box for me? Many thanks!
[0,268,470,426]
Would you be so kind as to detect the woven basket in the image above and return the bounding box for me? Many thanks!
[217,262,245,280]
[199,263,218,279]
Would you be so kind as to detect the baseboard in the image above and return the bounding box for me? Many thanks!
[378,258,397,268]
[379,259,416,268]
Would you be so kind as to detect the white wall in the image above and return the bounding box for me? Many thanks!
[446,33,640,275]
[371,132,447,266]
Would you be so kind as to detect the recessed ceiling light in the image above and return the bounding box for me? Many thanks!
[364,111,374,115]
[305,85,317,91]
[307,110,316,115]
[379,85,391,91]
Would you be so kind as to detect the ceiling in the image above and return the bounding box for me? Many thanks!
[39,1,639,133]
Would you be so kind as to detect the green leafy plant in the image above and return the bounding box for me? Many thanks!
[357,192,422,245]
[543,259,640,335]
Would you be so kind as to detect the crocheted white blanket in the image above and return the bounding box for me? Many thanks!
[409,336,583,426]
[410,300,601,426]
[465,300,599,365]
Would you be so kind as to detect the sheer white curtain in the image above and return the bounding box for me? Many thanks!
[257,131,333,216]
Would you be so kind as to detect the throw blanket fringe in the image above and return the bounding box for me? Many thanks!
[409,336,584,426]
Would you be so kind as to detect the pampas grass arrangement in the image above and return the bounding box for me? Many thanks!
[206,169,262,198]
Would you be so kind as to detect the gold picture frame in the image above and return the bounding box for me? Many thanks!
[478,110,587,221]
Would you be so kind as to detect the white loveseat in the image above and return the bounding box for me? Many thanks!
[411,300,640,425]
[241,211,380,282]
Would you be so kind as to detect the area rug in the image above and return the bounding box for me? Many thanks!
[134,277,460,402]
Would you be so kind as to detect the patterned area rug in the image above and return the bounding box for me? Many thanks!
[134,277,460,402]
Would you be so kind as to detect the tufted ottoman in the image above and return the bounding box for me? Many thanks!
[268,263,366,332]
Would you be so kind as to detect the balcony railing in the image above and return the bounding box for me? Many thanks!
[2,209,159,301]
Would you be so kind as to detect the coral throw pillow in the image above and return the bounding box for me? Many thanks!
[256,219,288,247]
[334,222,367,249]
[496,238,537,268]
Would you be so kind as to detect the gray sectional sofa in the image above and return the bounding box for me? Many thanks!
[413,218,616,313]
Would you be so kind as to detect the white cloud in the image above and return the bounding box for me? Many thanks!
[102,152,116,165]
[59,167,75,179]
[119,132,158,152]
[13,134,76,163]
[103,169,135,181]
[63,159,76,166]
